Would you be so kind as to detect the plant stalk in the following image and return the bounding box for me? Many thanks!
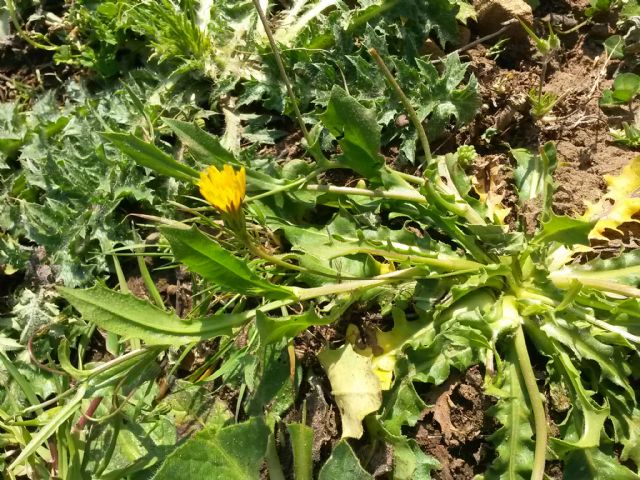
[251,0,321,162]
[513,324,547,480]
[306,183,425,203]
[369,48,432,166]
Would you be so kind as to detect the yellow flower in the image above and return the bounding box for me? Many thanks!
[198,164,246,214]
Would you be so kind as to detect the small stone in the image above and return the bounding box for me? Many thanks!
[456,25,472,47]
[421,38,445,58]
[475,0,534,40]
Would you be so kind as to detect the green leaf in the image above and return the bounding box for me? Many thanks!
[102,132,199,182]
[564,448,640,480]
[550,250,640,297]
[320,86,384,179]
[163,118,236,166]
[612,73,640,103]
[533,213,594,246]
[161,226,294,300]
[408,324,489,385]
[547,350,609,455]
[256,310,333,347]
[58,285,251,346]
[511,142,557,221]
[247,343,299,418]
[152,417,270,480]
[318,440,373,480]
[379,365,427,438]
[485,358,534,480]
[8,386,86,472]
[287,423,314,480]
[392,440,439,480]
[604,35,624,60]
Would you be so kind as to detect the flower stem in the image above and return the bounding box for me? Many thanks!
[369,48,432,166]
[251,0,325,164]
[513,324,547,480]
[306,183,425,203]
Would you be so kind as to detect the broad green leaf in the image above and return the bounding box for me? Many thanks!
[318,344,382,439]
[318,440,373,480]
[152,417,270,480]
[604,35,624,59]
[550,250,640,297]
[533,213,594,246]
[58,285,251,345]
[379,371,426,438]
[161,226,294,300]
[320,86,384,179]
[84,415,176,478]
[102,132,199,182]
[287,423,314,480]
[564,448,640,480]
[408,325,489,385]
[612,73,640,103]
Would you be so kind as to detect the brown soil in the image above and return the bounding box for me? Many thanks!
[0,38,75,102]
[463,18,637,223]
[415,366,494,480]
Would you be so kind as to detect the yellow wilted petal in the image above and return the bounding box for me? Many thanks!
[473,164,511,225]
[584,156,640,240]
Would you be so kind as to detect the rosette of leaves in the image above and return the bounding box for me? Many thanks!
[51,84,640,478]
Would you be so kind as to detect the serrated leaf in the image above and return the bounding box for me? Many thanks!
[485,357,534,480]
[320,86,384,179]
[163,117,236,165]
[547,350,609,455]
[58,285,251,346]
[534,213,594,246]
[152,417,270,480]
[318,344,382,439]
[161,226,294,300]
[379,374,426,437]
[102,132,199,182]
[318,440,373,480]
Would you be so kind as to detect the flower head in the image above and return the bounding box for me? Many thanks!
[198,164,246,214]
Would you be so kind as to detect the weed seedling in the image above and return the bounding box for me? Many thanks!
[519,19,561,119]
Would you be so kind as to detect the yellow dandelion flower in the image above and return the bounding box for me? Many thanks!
[198,164,246,214]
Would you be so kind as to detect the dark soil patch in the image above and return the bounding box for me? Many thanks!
[414,366,494,480]
[0,37,76,102]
